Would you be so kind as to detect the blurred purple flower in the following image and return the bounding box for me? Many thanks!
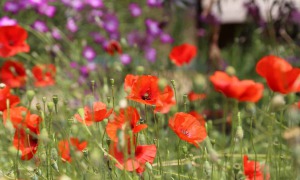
[145,19,162,37]
[197,28,206,37]
[32,20,48,33]
[87,9,103,24]
[103,13,119,33]
[90,32,106,44]
[87,62,97,71]
[28,0,43,6]
[199,13,220,25]
[144,47,156,62]
[66,18,78,33]
[244,2,265,27]
[160,32,173,44]
[37,3,56,17]
[85,0,103,8]
[80,66,89,76]
[129,3,142,17]
[147,0,163,8]
[109,32,120,40]
[290,9,300,24]
[51,28,62,40]
[83,46,96,62]
[120,54,132,65]
[62,0,85,10]
[3,1,21,13]
[127,31,154,50]
[70,61,79,69]
[0,16,17,26]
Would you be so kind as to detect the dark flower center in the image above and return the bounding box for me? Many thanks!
[142,92,151,100]
[180,128,191,138]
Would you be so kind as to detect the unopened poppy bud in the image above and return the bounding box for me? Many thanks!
[42,97,47,103]
[225,66,236,76]
[194,74,207,90]
[47,102,54,113]
[107,96,111,104]
[204,160,211,176]
[25,128,30,134]
[8,146,18,156]
[233,163,240,175]
[51,159,59,172]
[71,125,78,134]
[90,149,101,167]
[245,103,256,115]
[0,83,6,89]
[117,129,125,149]
[110,78,114,86]
[51,148,58,160]
[34,168,42,176]
[235,126,244,140]
[26,90,35,102]
[136,66,144,75]
[158,78,168,91]
[170,80,176,88]
[145,162,152,172]
[36,103,42,111]
[5,121,14,134]
[52,95,58,105]
[271,94,285,110]
[82,148,88,158]
[103,84,109,94]
[183,94,188,103]
[90,80,95,90]
[182,146,188,154]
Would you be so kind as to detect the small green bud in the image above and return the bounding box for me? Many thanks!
[36,103,42,111]
[235,126,244,140]
[42,97,46,103]
[51,148,58,160]
[225,66,236,76]
[51,159,59,172]
[233,163,240,175]
[52,95,58,105]
[47,102,54,113]
[110,78,114,86]
[26,90,35,102]
[145,162,152,172]
[39,128,49,143]
[170,80,176,87]
[107,96,111,104]
[158,78,168,91]
[136,66,144,75]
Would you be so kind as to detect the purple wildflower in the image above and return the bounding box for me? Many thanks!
[160,32,173,44]
[147,0,163,8]
[85,0,103,8]
[3,1,21,14]
[129,3,142,17]
[70,61,79,69]
[90,32,106,44]
[66,18,78,33]
[32,20,48,33]
[0,16,17,26]
[144,47,156,62]
[83,46,97,62]
[37,3,56,18]
[103,13,119,33]
[120,54,132,65]
[51,28,62,40]
[145,19,162,37]
[290,9,300,24]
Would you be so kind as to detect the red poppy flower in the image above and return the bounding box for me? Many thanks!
[256,55,300,94]
[210,71,264,103]
[0,84,20,111]
[127,75,160,105]
[105,40,122,55]
[169,43,197,66]
[106,106,147,142]
[124,74,138,92]
[3,106,41,160]
[109,142,156,174]
[32,64,56,87]
[169,112,207,147]
[188,91,206,101]
[0,60,26,88]
[155,85,176,114]
[244,155,270,180]
[74,101,112,126]
[188,111,206,126]
[0,25,30,58]
[58,138,88,162]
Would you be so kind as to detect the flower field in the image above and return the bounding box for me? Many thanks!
[0,0,300,179]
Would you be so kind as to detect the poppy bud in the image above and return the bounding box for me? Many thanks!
[8,146,19,157]
[51,159,59,172]
[271,94,285,110]
[103,84,109,94]
[90,149,101,167]
[90,80,95,91]
[158,78,168,91]
[170,80,176,88]
[25,128,30,134]
[233,163,240,175]
[42,97,47,103]
[26,90,35,102]
[182,146,188,154]
[194,74,207,90]
[51,148,58,161]
[71,125,78,134]
[52,95,58,105]
[6,121,14,134]
[225,66,236,76]
[235,126,244,140]
[36,103,42,111]
[110,78,114,86]
[138,133,146,145]
[136,66,144,75]
[47,102,54,113]
[0,83,6,89]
